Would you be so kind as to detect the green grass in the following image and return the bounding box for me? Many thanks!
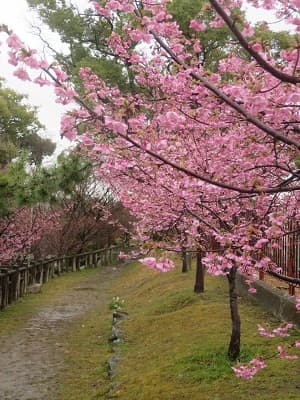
[106,262,300,400]
[56,308,113,400]
[1,261,300,399]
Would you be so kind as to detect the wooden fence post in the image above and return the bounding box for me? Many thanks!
[0,245,122,311]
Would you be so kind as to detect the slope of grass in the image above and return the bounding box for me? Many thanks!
[56,307,113,400]
[107,262,300,400]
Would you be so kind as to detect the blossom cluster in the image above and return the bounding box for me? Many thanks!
[258,323,294,338]
[232,358,267,379]
[139,256,175,272]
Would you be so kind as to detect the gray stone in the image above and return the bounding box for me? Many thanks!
[112,311,128,326]
[108,355,121,378]
[109,326,124,342]
[27,284,42,294]
[113,310,128,319]
[236,272,300,329]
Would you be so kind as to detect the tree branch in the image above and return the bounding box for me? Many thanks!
[209,0,300,84]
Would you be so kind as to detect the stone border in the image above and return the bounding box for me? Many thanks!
[108,310,128,380]
[236,273,300,328]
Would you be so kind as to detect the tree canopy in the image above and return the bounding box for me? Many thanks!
[0,81,55,166]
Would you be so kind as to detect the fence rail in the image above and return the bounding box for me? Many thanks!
[0,246,122,311]
[259,220,300,294]
[263,221,300,278]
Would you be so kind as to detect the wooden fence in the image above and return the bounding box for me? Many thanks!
[0,246,122,311]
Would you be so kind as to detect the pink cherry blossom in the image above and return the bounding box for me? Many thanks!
[278,346,298,360]
[232,358,266,379]
[6,33,23,49]
[189,19,206,32]
[13,68,31,81]
[34,76,51,86]
[272,323,293,337]
[93,2,112,17]
[139,256,175,272]
[241,23,254,37]
[257,324,275,338]
[104,116,127,135]
[139,257,157,269]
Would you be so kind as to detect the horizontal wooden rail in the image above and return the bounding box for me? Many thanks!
[0,245,125,311]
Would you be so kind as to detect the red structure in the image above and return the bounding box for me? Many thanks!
[261,220,300,295]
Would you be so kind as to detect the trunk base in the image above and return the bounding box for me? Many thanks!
[227,266,241,361]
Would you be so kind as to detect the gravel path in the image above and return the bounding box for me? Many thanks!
[0,266,119,400]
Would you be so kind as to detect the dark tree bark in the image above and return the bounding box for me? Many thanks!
[227,265,241,360]
[182,249,188,273]
[194,250,205,293]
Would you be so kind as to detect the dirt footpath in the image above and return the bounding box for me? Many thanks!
[0,266,119,400]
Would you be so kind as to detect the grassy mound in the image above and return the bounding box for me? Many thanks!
[105,262,300,400]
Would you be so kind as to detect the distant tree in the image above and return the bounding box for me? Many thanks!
[27,0,132,91]
[26,151,132,257]
[0,81,55,167]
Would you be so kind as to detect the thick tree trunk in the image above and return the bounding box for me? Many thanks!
[227,265,241,360]
[194,250,204,293]
[182,249,188,273]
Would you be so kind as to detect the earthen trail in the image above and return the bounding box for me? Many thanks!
[0,266,119,400]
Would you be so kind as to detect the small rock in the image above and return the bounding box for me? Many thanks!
[108,355,121,378]
[112,311,128,320]
[111,345,118,353]
[27,284,42,294]
[109,326,123,342]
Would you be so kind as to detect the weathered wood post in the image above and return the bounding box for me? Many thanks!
[70,256,75,272]
[39,262,44,284]
[24,265,29,294]
[0,273,3,310]
[57,259,61,276]
[1,272,8,310]
[12,270,19,303]
[19,268,25,296]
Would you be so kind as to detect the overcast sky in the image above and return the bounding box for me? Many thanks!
[0,0,80,160]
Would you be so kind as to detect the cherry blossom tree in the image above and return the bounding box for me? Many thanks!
[0,206,61,265]
[2,0,300,377]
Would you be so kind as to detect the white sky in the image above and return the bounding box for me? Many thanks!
[0,1,90,161]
